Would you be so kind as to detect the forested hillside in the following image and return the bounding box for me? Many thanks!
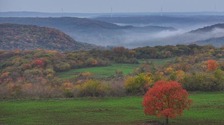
[0,23,99,51]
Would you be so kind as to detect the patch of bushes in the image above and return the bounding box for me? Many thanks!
[182,71,224,91]
[75,80,110,97]
[124,73,152,95]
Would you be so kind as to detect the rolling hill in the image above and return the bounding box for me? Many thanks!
[0,23,98,51]
[189,23,224,47]
[141,23,224,47]
[190,23,224,33]
[0,17,175,47]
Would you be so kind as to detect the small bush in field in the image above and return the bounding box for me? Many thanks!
[75,80,110,97]
[61,82,74,98]
[78,72,93,79]
[125,73,152,95]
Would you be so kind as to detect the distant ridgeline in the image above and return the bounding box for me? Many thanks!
[0,23,99,51]
[1,17,224,47]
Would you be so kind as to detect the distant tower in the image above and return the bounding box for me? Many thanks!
[160,7,163,16]
[160,0,165,16]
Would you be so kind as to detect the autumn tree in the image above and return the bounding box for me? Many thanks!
[33,59,45,68]
[143,80,191,125]
[207,60,218,71]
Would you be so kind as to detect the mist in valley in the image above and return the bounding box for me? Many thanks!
[69,15,224,48]
[68,21,224,48]
[1,13,224,48]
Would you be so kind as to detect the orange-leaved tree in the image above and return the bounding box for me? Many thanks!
[143,80,191,125]
[207,60,218,71]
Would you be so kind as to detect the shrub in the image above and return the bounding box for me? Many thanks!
[125,73,152,95]
[54,62,71,72]
[75,80,110,97]
[61,82,74,98]
[44,68,55,79]
[78,72,93,79]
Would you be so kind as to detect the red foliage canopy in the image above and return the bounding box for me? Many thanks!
[207,60,218,71]
[33,59,45,68]
[143,80,191,119]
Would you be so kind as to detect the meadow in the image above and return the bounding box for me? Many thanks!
[1,92,224,125]
[57,63,139,79]
[57,58,173,79]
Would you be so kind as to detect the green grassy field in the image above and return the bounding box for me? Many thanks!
[57,64,139,79]
[0,92,224,125]
[57,58,174,79]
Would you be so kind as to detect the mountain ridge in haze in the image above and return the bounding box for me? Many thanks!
[0,17,175,47]
[189,23,224,33]
[187,23,224,47]
[193,37,224,47]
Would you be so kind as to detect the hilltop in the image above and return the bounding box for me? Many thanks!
[190,23,224,33]
[0,23,98,51]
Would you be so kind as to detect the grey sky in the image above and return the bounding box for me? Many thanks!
[0,0,224,13]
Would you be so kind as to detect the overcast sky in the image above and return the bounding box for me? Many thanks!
[1,0,224,13]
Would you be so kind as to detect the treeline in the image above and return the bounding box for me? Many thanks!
[91,44,224,59]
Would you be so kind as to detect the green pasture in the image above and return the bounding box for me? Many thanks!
[0,92,224,125]
[57,63,139,79]
[57,58,174,79]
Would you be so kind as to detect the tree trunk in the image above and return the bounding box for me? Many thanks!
[164,116,169,125]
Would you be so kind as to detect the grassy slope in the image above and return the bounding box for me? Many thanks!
[0,92,224,125]
[57,58,173,79]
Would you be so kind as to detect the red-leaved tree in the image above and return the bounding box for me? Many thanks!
[207,60,218,71]
[33,59,45,68]
[143,80,192,125]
